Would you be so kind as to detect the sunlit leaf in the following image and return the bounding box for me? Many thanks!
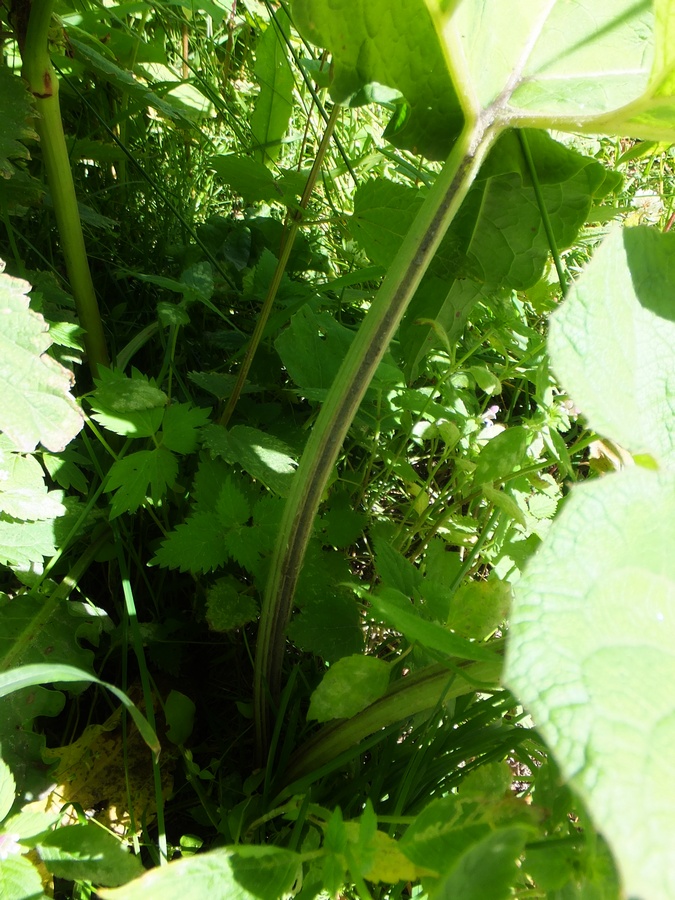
[0,264,83,453]
[308,655,390,723]
[505,467,675,900]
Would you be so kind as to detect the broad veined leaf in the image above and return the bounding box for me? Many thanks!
[275,305,354,393]
[549,226,675,467]
[160,402,210,455]
[342,823,429,884]
[307,655,390,723]
[353,130,618,290]
[427,826,532,900]
[299,2,675,149]
[0,592,102,797]
[0,264,83,453]
[441,1,654,126]
[473,427,531,485]
[99,846,302,900]
[251,8,294,165]
[293,0,464,159]
[505,467,675,900]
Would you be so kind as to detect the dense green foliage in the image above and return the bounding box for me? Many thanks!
[1,1,675,898]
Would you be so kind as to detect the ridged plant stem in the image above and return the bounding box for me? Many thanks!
[254,115,498,759]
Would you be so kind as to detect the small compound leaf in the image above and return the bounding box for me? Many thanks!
[0,264,83,453]
[98,846,302,900]
[505,467,675,900]
[206,579,259,632]
[161,403,210,455]
[307,655,390,723]
[215,478,252,529]
[549,226,675,467]
[105,448,178,518]
[89,368,166,438]
[151,511,229,574]
[38,823,143,886]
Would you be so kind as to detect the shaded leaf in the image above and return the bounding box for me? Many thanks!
[0,69,36,178]
[206,579,258,632]
[161,403,210,455]
[203,425,297,497]
[474,427,530,485]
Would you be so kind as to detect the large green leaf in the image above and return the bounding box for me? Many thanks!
[0,264,83,453]
[549,226,675,468]
[292,0,464,159]
[444,1,654,125]
[297,1,675,148]
[505,467,675,900]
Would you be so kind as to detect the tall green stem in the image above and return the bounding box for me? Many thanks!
[254,116,497,758]
[19,0,109,376]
